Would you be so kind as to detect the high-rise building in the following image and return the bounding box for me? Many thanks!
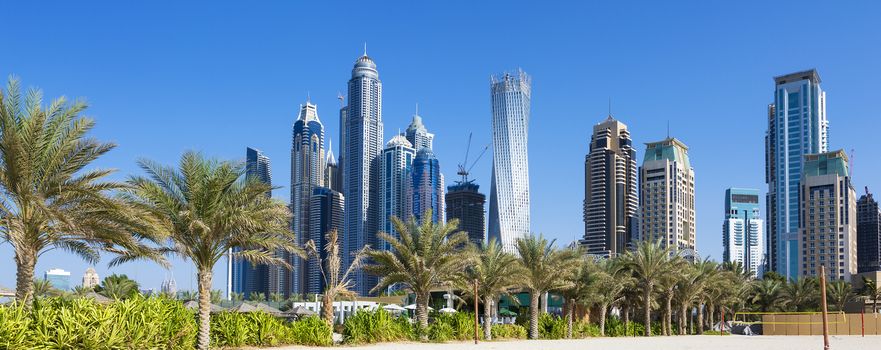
[798,150,856,281]
[405,110,434,151]
[81,267,99,289]
[306,186,345,295]
[857,188,881,273]
[291,101,326,296]
[409,148,445,224]
[580,116,638,258]
[764,104,777,275]
[766,69,828,279]
[446,181,486,246]
[639,138,696,258]
[325,139,342,192]
[45,268,71,291]
[161,276,177,296]
[341,52,384,296]
[723,188,764,278]
[380,135,416,245]
[488,70,532,254]
[230,147,272,299]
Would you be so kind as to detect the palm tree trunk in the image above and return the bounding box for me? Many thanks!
[322,293,335,327]
[599,304,608,336]
[622,304,630,331]
[697,302,704,335]
[679,304,687,335]
[643,285,652,336]
[196,269,213,350]
[566,299,574,339]
[14,251,36,303]
[483,295,493,340]
[665,294,673,336]
[708,303,715,332]
[416,292,430,339]
[529,291,540,339]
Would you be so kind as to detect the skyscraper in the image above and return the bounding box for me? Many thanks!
[291,101,325,296]
[639,137,696,258]
[341,52,384,296]
[764,104,777,275]
[230,147,272,299]
[306,186,345,295]
[45,268,71,291]
[857,188,881,273]
[81,267,99,289]
[488,70,531,254]
[723,188,764,278]
[798,150,856,281]
[325,139,342,192]
[766,69,828,279]
[581,116,638,258]
[446,182,486,246]
[405,110,434,151]
[409,148,445,224]
[380,135,415,245]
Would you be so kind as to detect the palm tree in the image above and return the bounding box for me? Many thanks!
[95,274,140,300]
[674,265,704,335]
[0,78,164,304]
[269,292,284,304]
[750,278,786,312]
[514,234,580,339]
[826,280,853,312]
[658,256,684,336]
[784,278,819,312]
[692,259,719,334]
[303,229,366,327]
[31,279,56,298]
[455,238,521,340]
[859,276,881,313]
[364,213,469,335]
[125,152,299,350]
[560,256,596,339]
[72,285,93,297]
[248,291,265,303]
[229,292,244,302]
[621,240,674,336]
[591,259,627,336]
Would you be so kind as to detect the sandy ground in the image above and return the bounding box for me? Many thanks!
[271,335,881,350]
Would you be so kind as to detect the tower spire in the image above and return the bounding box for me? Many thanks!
[415,102,419,116]
[363,42,367,56]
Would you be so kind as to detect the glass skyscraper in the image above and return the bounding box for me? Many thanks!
[488,70,531,254]
[44,268,71,291]
[723,188,764,278]
[409,148,445,224]
[857,188,881,273]
[291,101,325,296]
[380,135,415,246]
[230,147,272,299]
[766,69,828,279]
[341,52,384,296]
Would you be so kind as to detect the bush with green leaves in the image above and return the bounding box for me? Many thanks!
[289,316,334,346]
[605,316,645,337]
[430,312,479,341]
[572,321,601,338]
[536,313,567,339]
[491,324,527,339]
[343,309,416,344]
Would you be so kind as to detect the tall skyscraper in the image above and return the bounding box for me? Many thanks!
[798,150,856,281]
[764,104,778,275]
[341,52,384,295]
[409,148,445,223]
[446,181,486,246]
[81,267,99,289]
[405,110,434,151]
[306,186,345,295]
[766,69,828,279]
[723,188,764,278]
[581,116,638,258]
[380,135,416,245]
[291,101,325,296]
[45,268,71,291]
[488,70,532,254]
[857,188,881,273]
[231,147,272,298]
[325,139,342,192]
[639,137,697,258]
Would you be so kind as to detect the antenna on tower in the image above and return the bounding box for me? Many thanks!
[363,42,368,56]
[667,120,670,139]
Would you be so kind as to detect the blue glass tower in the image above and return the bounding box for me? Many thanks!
[230,147,272,299]
[409,148,444,224]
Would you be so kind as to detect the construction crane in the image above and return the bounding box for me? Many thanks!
[456,132,490,184]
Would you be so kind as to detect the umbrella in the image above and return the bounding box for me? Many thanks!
[438,307,457,314]
[184,300,227,313]
[404,304,434,311]
[499,308,518,317]
[383,304,406,312]
[254,302,283,316]
[287,305,316,317]
[84,292,114,305]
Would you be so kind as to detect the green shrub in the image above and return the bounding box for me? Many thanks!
[427,320,455,342]
[572,321,601,338]
[537,313,567,339]
[289,316,334,346]
[491,324,527,339]
[429,312,480,341]
[605,317,645,337]
[703,330,730,335]
[343,309,416,344]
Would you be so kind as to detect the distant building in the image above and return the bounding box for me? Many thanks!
[723,188,764,277]
[639,137,696,258]
[230,147,272,299]
[324,139,342,192]
[405,111,435,151]
[766,69,829,279]
[581,116,638,258]
[488,70,532,254]
[380,135,416,245]
[857,188,881,273]
[798,150,857,281]
[445,181,486,246]
[45,268,71,291]
[409,148,445,224]
[306,187,345,295]
[161,276,178,296]
[81,267,99,289]
[291,101,326,296]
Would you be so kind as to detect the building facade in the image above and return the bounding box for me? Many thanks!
[380,135,416,246]
[639,138,696,257]
[291,101,326,296]
[230,147,272,299]
[488,70,532,254]
[723,188,764,278]
[767,69,828,279]
[45,268,71,291]
[405,112,434,151]
[581,116,638,258]
[409,148,445,224]
[798,150,856,281]
[81,267,99,289]
[445,182,486,246]
[341,53,384,295]
[857,188,881,273]
[306,186,345,295]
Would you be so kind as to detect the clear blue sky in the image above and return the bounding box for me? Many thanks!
[2,1,879,293]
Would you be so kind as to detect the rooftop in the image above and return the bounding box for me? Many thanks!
[774,69,821,85]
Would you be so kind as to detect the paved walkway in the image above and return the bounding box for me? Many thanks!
[271,335,881,350]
